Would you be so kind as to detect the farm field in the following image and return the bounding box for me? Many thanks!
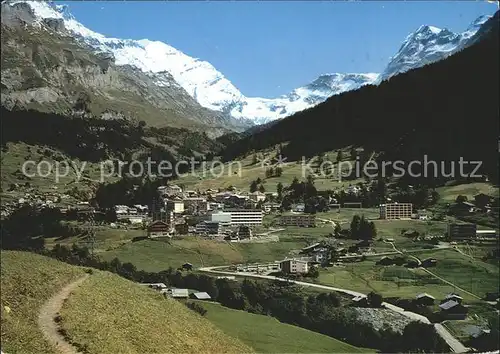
[317,257,476,301]
[316,208,380,223]
[412,249,500,298]
[99,235,316,272]
[318,247,499,301]
[196,301,374,353]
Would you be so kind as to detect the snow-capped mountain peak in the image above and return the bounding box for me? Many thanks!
[6,1,380,125]
[3,1,492,126]
[378,14,491,82]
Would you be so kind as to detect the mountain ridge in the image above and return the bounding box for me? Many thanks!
[2,1,493,127]
[221,11,499,182]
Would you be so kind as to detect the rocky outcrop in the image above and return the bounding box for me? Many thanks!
[0,2,36,28]
[0,2,243,134]
[42,18,66,33]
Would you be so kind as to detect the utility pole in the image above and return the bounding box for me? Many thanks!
[86,210,96,258]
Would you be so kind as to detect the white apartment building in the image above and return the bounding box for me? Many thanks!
[280,259,309,274]
[379,203,413,220]
[165,199,185,214]
[209,211,232,226]
[214,209,263,226]
[279,214,316,227]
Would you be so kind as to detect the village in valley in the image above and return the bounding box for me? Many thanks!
[1,1,499,353]
[1,149,499,352]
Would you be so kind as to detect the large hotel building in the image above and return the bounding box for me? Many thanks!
[210,209,263,226]
[379,203,413,220]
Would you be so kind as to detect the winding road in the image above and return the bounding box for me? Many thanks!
[199,265,469,353]
[38,275,89,354]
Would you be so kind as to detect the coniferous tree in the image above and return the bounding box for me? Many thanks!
[350,215,361,239]
[277,182,284,200]
[336,150,344,164]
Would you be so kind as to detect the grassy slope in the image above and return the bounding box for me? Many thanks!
[317,257,468,300]
[60,271,252,354]
[436,182,499,203]
[198,301,373,353]
[99,236,314,272]
[0,251,251,354]
[176,150,364,192]
[414,249,500,297]
[0,251,84,354]
[318,248,499,301]
[1,142,109,199]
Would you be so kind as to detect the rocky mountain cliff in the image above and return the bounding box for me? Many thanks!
[1,2,248,136]
[2,1,379,126]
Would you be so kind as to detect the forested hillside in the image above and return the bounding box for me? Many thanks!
[222,12,499,183]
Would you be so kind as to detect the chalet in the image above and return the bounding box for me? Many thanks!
[301,243,321,254]
[444,293,463,304]
[484,292,500,301]
[351,295,368,307]
[376,256,393,266]
[183,197,209,214]
[336,247,347,256]
[421,258,437,268]
[163,184,183,196]
[165,199,185,214]
[459,201,478,213]
[448,222,477,241]
[415,293,435,306]
[403,229,420,238]
[190,292,212,300]
[181,263,193,271]
[147,220,172,238]
[279,214,316,227]
[146,283,168,290]
[439,300,468,319]
[406,259,421,268]
[313,250,330,264]
[169,288,189,298]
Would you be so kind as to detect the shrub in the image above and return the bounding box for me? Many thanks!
[185,301,207,316]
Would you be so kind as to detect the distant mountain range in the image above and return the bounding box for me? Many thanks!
[1,1,492,127]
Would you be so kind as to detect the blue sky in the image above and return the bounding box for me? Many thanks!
[64,1,498,98]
